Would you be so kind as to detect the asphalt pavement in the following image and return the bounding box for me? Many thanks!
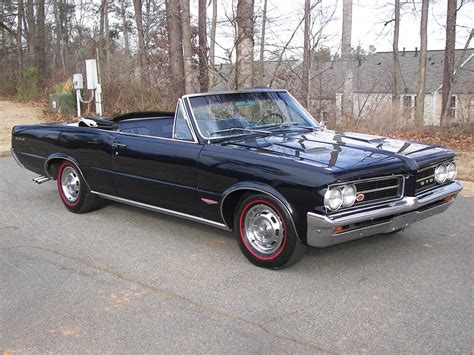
[1,157,473,353]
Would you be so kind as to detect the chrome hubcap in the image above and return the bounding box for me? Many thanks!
[61,166,80,203]
[243,204,284,255]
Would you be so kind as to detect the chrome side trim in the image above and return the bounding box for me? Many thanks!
[307,181,463,248]
[11,148,26,169]
[91,191,230,231]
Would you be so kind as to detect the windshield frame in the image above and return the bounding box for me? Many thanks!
[183,89,320,142]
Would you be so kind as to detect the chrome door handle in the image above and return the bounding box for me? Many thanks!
[112,143,127,149]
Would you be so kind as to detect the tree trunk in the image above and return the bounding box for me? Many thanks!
[341,0,353,122]
[392,0,401,125]
[415,0,428,126]
[35,0,46,88]
[198,0,208,92]
[235,0,254,89]
[440,0,457,126]
[166,0,184,96]
[54,0,66,74]
[26,0,35,66]
[104,0,111,78]
[133,0,147,84]
[301,0,311,108]
[16,0,24,86]
[258,0,267,86]
[120,0,130,55]
[209,0,217,88]
[180,0,194,94]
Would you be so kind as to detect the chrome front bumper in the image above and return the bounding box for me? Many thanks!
[307,181,463,248]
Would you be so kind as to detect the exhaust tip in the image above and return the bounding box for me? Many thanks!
[33,176,51,184]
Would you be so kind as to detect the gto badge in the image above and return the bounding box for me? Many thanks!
[356,193,365,202]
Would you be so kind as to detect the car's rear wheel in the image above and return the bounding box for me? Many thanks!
[57,161,102,213]
[234,193,306,269]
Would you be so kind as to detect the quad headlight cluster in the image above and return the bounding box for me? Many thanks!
[324,184,356,211]
[435,162,457,184]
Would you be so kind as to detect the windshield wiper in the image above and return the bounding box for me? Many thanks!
[265,123,315,132]
[209,128,273,143]
[209,127,272,137]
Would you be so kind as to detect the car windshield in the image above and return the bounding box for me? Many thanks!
[187,91,318,139]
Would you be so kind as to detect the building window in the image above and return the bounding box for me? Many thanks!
[449,95,457,118]
[402,95,416,120]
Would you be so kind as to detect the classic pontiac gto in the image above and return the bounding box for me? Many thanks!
[11,89,462,268]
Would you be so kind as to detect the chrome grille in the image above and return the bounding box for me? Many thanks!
[353,176,404,206]
[416,165,437,193]
[327,175,404,213]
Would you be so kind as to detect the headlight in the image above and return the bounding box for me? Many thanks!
[341,185,356,207]
[446,162,457,180]
[434,164,447,184]
[325,188,342,211]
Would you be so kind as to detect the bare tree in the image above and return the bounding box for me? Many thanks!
[415,0,429,126]
[198,0,208,92]
[392,0,401,124]
[35,0,46,87]
[26,0,35,63]
[134,0,147,84]
[120,0,130,55]
[16,0,24,85]
[209,0,218,88]
[440,0,457,125]
[167,0,185,96]
[180,0,194,94]
[341,0,353,121]
[258,0,267,86]
[102,0,111,77]
[235,0,254,89]
[301,0,311,108]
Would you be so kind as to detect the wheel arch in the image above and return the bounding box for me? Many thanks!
[220,182,302,242]
[44,153,91,190]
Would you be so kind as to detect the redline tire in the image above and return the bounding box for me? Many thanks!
[234,193,306,269]
[56,161,103,213]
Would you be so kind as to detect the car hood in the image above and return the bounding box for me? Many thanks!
[222,129,454,175]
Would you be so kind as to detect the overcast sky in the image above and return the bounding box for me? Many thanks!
[208,0,474,62]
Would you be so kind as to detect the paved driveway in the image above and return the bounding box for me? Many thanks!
[1,157,473,353]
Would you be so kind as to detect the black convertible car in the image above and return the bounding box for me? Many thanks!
[11,89,462,268]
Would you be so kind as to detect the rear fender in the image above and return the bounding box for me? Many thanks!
[44,153,90,190]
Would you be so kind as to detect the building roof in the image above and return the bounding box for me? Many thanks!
[352,48,474,94]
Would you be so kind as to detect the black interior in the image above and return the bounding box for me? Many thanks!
[117,117,174,138]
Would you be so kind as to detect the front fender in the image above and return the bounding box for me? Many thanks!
[220,181,305,243]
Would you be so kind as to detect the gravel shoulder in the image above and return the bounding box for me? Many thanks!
[0,100,45,156]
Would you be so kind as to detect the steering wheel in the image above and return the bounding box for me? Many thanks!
[256,112,285,126]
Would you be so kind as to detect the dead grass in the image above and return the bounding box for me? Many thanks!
[0,100,46,155]
[454,150,474,182]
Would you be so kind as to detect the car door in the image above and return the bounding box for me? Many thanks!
[111,101,203,215]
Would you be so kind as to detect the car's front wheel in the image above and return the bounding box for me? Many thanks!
[234,193,306,269]
[57,161,102,213]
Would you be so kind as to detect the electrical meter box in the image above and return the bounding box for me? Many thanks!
[85,59,98,90]
[73,73,84,90]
